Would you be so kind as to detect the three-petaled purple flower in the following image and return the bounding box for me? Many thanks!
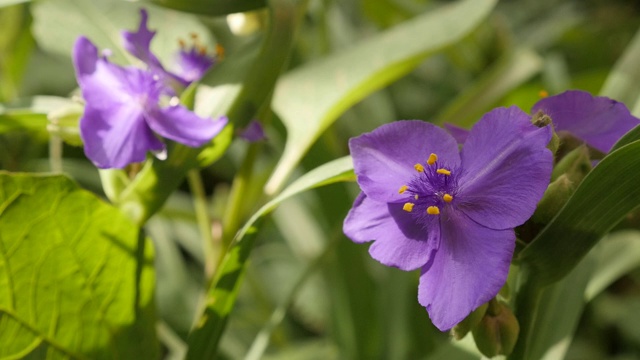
[72,11,227,169]
[343,107,553,331]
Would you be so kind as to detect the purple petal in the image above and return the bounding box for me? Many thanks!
[443,123,469,145]
[146,106,228,147]
[80,105,163,169]
[457,106,553,229]
[343,193,439,271]
[418,209,514,331]
[532,90,640,153]
[239,120,267,142]
[122,8,163,71]
[73,36,165,168]
[173,47,215,84]
[349,120,461,203]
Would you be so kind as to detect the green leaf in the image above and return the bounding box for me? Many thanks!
[585,230,640,301]
[0,96,74,133]
[0,173,157,358]
[264,0,498,194]
[0,0,29,8]
[523,252,595,360]
[186,156,354,359]
[32,0,214,65]
[518,139,640,286]
[141,0,266,16]
[599,27,640,106]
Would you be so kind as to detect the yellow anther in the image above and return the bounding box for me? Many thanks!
[437,168,451,176]
[178,38,186,49]
[414,164,425,172]
[427,206,440,215]
[538,89,549,98]
[414,194,419,200]
[443,194,453,203]
[216,44,225,60]
[427,153,438,166]
[398,185,408,194]
[403,203,415,212]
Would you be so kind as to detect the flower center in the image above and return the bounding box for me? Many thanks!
[396,152,459,222]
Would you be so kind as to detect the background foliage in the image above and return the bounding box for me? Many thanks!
[1,0,640,359]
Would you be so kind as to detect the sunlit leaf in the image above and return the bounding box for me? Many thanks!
[265,0,498,194]
[0,173,157,358]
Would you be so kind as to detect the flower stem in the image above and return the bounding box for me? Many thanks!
[221,143,260,251]
[187,169,218,281]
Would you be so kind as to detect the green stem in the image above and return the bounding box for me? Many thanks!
[48,126,63,174]
[510,266,543,360]
[187,169,217,281]
[221,143,260,250]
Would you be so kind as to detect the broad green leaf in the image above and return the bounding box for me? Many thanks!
[141,0,266,16]
[0,0,29,8]
[585,230,640,301]
[264,0,498,194]
[186,156,354,359]
[518,139,640,286]
[32,0,214,66]
[0,173,157,358]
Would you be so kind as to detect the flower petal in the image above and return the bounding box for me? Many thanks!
[418,209,514,331]
[443,123,469,145]
[121,9,163,71]
[349,120,461,203]
[146,106,228,147]
[343,193,439,271]
[457,106,553,229]
[239,120,267,142]
[173,47,215,84]
[532,90,640,153]
[80,105,163,169]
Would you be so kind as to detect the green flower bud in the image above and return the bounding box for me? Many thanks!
[451,303,488,340]
[531,174,575,224]
[551,145,592,183]
[472,300,520,357]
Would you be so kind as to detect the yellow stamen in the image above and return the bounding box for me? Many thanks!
[403,203,415,212]
[178,38,186,49]
[427,206,440,215]
[190,32,199,39]
[398,185,408,194]
[538,89,549,98]
[443,194,453,203]
[197,45,208,56]
[427,153,438,166]
[437,168,451,176]
[414,164,425,172]
[414,194,419,200]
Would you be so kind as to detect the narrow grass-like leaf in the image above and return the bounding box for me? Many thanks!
[141,0,266,16]
[585,230,640,301]
[186,156,354,358]
[518,139,640,286]
[265,0,498,194]
[0,173,157,359]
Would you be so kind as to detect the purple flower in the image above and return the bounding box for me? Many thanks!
[531,90,639,153]
[239,120,267,142]
[73,36,227,169]
[343,107,553,331]
[122,9,217,88]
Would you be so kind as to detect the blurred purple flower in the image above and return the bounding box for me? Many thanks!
[532,90,639,153]
[343,107,552,331]
[239,120,267,142]
[122,9,218,88]
[72,36,227,169]
[445,90,640,153]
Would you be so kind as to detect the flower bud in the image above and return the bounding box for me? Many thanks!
[472,300,520,357]
[531,174,574,224]
[532,111,559,154]
[551,145,592,183]
[451,303,488,340]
